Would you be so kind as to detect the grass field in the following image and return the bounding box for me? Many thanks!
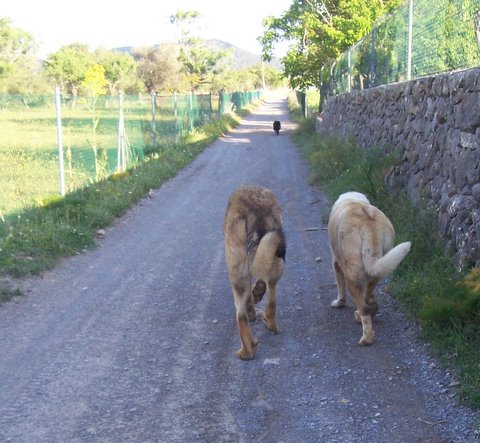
[0,93,219,220]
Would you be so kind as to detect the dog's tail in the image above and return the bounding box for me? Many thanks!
[258,228,286,261]
[364,241,411,279]
[252,228,286,278]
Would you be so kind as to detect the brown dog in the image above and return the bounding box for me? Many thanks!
[224,186,286,360]
[328,192,411,345]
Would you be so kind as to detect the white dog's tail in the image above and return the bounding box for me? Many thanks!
[364,241,411,279]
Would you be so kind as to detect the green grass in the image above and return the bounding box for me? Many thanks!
[0,279,21,303]
[289,95,480,408]
[0,94,222,217]
[0,108,243,280]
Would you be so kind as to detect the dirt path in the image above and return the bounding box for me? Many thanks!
[0,94,478,442]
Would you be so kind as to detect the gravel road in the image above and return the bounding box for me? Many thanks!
[0,93,479,442]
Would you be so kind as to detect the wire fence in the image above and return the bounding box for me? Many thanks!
[327,0,480,97]
[0,89,262,219]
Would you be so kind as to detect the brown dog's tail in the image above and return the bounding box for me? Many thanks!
[364,241,411,279]
[252,228,286,278]
[258,228,286,261]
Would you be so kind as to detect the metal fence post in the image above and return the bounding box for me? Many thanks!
[117,91,127,172]
[407,0,414,81]
[173,91,178,145]
[189,91,194,132]
[150,91,157,148]
[369,29,376,88]
[347,49,352,93]
[55,87,65,196]
[330,61,337,95]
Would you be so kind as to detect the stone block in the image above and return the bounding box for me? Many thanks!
[454,91,480,132]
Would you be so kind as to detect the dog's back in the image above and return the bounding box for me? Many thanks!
[224,187,285,271]
[329,193,410,280]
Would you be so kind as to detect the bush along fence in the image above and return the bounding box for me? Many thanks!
[0,89,262,220]
[318,0,480,108]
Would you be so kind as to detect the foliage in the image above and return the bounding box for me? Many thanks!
[213,64,285,91]
[81,64,108,96]
[260,0,402,90]
[178,41,230,90]
[93,48,138,95]
[0,17,36,76]
[170,10,231,90]
[81,64,109,180]
[330,0,480,93]
[43,44,94,97]
[0,280,21,303]
[1,14,281,96]
[133,44,184,93]
[0,17,49,94]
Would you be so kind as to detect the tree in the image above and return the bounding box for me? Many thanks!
[213,64,285,91]
[0,17,36,75]
[94,48,138,96]
[81,64,108,180]
[170,10,230,91]
[0,17,48,94]
[133,44,183,93]
[81,63,108,96]
[43,44,94,102]
[177,40,230,90]
[260,0,402,91]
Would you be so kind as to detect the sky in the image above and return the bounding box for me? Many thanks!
[3,0,293,59]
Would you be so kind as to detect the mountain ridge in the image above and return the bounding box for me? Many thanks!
[114,39,282,70]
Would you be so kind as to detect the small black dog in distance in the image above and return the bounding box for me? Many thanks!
[273,120,281,135]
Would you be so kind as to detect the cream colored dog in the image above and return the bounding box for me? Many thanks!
[224,186,286,360]
[328,191,411,345]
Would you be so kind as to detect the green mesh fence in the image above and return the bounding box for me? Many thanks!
[330,0,480,95]
[0,89,261,219]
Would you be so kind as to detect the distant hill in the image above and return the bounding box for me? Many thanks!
[114,39,283,71]
[203,39,283,70]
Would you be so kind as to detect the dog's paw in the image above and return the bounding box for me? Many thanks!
[235,349,255,360]
[331,299,346,308]
[263,316,279,334]
[358,335,374,346]
[235,338,258,360]
[252,280,267,304]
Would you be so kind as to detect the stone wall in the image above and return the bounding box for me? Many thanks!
[316,67,480,269]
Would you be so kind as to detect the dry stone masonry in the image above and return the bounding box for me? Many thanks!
[316,67,480,269]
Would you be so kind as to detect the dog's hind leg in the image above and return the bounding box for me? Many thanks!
[364,281,379,318]
[246,289,257,321]
[263,280,280,333]
[232,281,258,360]
[331,260,347,308]
[348,281,374,345]
[252,279,267,304]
